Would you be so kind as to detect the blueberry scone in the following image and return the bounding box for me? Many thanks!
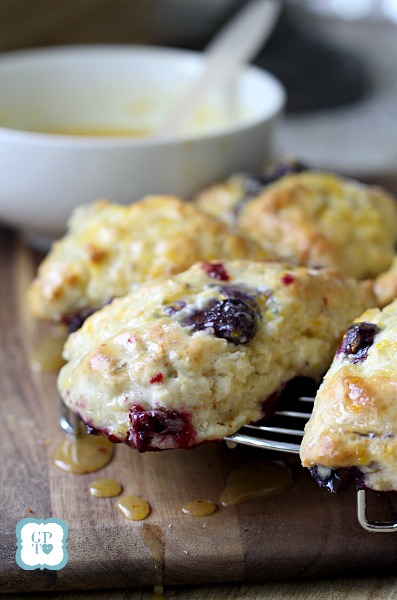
[58,260,375,452]
[300,300,397,492]
[26,195,266,328]
[194,169,397,279]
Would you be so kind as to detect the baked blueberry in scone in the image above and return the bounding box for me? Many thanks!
[26,195,267,328]
[58,260,375,452]
[194,170,397,279]
[300,300,397,492]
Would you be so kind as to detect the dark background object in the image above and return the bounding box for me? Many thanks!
[0,0,370,114]
[157,1,370,113]
[253,10,369,112]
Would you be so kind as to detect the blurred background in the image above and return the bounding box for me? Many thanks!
[0,0,396,189]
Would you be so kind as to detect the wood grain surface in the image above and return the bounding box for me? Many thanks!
[2,576,397,600]
[0,225,397,596]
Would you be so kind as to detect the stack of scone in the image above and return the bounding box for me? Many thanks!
[27,165,397,492]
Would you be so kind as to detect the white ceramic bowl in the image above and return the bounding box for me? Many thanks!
[0,44,285,244]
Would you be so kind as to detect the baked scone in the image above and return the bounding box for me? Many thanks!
[26,195,266,327]
[58,260,375,452]
[300,300,397,492]
[194,170,397,279]
[373,256,397,308]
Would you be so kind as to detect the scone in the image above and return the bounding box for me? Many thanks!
[58,260,375,452]
[26,195,266,327]
[373,256,397,308]
[300,300,397,492]
[194,170,397,279]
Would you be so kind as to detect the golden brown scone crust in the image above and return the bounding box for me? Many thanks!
[26,195,266,322]
[195,171,397,279]
[373,256,397,307]
[58,260,375,452]
[300,300,397,491]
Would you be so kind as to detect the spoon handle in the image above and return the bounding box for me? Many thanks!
[158,0,281,136]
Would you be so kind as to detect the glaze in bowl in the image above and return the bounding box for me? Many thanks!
[0,44,285,244]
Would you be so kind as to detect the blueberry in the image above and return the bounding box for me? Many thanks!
[62,298,113,332]
[163,300,186,316]
[128,406,195,452]
[338,322,380,363]
[216,284,261,315]
[183,298,258,345]
[310,467,356,493]
[261,159,308,185]
[63,307,95,332]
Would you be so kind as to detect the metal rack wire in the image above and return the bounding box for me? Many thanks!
[225,395,397,533]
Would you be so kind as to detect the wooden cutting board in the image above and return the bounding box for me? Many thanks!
[1,225,396,595]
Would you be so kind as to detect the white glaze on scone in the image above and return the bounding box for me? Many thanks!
[27,195,266,323]
[194,171,397,279]
[300,300,397,492]
[58,260,375,452]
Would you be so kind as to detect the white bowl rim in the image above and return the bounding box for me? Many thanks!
[0,43,286,148]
